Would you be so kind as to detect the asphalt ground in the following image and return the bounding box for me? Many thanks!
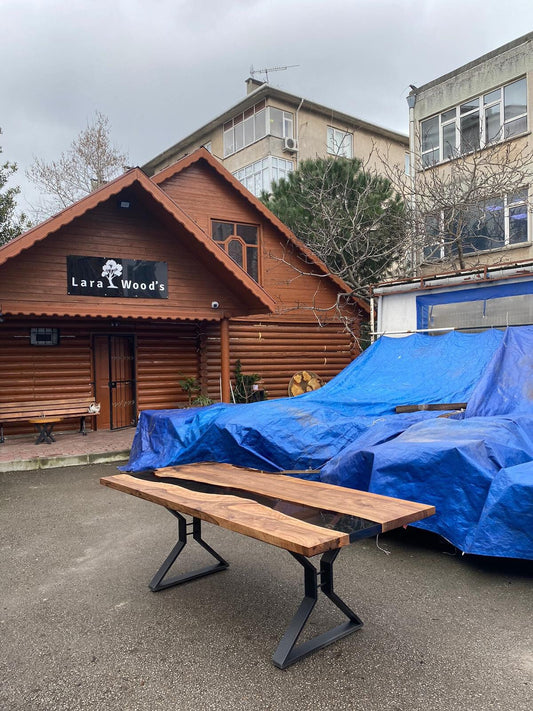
[1,463,532,711]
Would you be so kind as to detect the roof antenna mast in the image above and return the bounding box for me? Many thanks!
[249,64,299,83]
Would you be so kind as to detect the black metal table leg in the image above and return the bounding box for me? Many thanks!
[272,548,363,669]
[34,422,56,445]
[149,511,229,592]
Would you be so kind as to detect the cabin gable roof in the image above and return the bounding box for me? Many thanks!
[153,148,369,313]
[0,168,275,317]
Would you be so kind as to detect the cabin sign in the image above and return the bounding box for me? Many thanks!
[67,256,168,298]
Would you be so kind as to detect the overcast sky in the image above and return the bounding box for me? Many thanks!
[1,0,533,214]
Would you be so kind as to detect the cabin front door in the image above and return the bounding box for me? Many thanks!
[93,335,136,429]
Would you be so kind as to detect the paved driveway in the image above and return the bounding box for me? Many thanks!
[1,463,531,710]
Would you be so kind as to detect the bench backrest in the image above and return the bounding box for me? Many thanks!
[0,397,96,421]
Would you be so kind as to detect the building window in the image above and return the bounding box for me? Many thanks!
[327,127,353,158]
[421,116,439,167]
[223,102,294,157]
[423,190,529,261]
[420,77,527,166]
[268,107,293,139]
[212,221,259,281]
[233,156,294,197]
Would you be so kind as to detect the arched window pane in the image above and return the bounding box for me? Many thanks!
[228,239,243,267]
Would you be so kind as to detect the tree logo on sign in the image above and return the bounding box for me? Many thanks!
[101,259,123,288]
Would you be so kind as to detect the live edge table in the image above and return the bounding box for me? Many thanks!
[100,463,435,669]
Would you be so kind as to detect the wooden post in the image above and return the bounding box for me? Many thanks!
[220,317,231,403]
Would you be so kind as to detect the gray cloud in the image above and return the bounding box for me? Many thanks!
[1,0,532,212]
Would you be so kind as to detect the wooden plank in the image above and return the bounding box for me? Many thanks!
[155,463,436,532]
[395,403,467,413]
[100,474,349,557]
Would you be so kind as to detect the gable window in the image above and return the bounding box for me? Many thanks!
[223,102,294,157]
[420,77,527,166]
[212,221,259,281]
[327,127,353,158]
[423,190,529,261]
[233,156,294,197]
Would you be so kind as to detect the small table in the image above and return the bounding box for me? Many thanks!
[28,417,63,445]
[101,463,435,668]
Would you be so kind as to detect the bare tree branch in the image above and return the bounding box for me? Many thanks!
[380,135,533,272]
[26,111,129,220]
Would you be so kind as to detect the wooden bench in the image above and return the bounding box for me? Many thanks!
[0,397,99,444]
[101,463,435,668]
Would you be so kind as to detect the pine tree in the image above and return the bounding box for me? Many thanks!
[261,157,405,298]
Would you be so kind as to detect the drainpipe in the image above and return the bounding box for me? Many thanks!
[295,98,304,167]
[220,317,231,403]
[406,91,417,275]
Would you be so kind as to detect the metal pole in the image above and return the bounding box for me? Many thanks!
[406,91,417,276]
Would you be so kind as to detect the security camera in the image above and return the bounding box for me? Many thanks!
[211,301,220,309]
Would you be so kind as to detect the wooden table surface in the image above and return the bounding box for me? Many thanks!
[155,462,435,532]
[101,463,435,558]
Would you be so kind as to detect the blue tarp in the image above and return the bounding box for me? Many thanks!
[122,326,533,559]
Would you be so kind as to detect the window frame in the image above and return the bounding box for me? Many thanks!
[211,219,261,283]
[232,156,294,197]
[423,190,530,262]
[327,126,353,158]
[419,77,528,167]
[223,101,294,157]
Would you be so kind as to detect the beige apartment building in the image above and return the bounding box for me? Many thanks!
[143,78,408,196]
[407,32,533,272]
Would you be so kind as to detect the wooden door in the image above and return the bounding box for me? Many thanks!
[94,335,136,429]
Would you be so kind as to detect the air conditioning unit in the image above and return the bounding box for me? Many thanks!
[283,137,299,153]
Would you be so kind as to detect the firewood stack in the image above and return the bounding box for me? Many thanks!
[288,371,325,397]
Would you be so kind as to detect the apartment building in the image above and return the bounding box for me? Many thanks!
[143,78,408,196]
[407,32,533,272]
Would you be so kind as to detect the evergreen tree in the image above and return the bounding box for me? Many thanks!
[0,130,30,246]
[261,157,405,298]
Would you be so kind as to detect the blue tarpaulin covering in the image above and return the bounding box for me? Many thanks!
[122,327,533,559]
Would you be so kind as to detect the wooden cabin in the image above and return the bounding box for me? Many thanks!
[0,148,367,436]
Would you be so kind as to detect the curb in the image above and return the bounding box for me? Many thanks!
[0,450,131,473]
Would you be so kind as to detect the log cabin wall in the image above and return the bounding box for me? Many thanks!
[200,320,356,401]
[135,322,200,409]
[0,318,201,437]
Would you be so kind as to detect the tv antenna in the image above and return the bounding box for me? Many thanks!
[249,64,299,83]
